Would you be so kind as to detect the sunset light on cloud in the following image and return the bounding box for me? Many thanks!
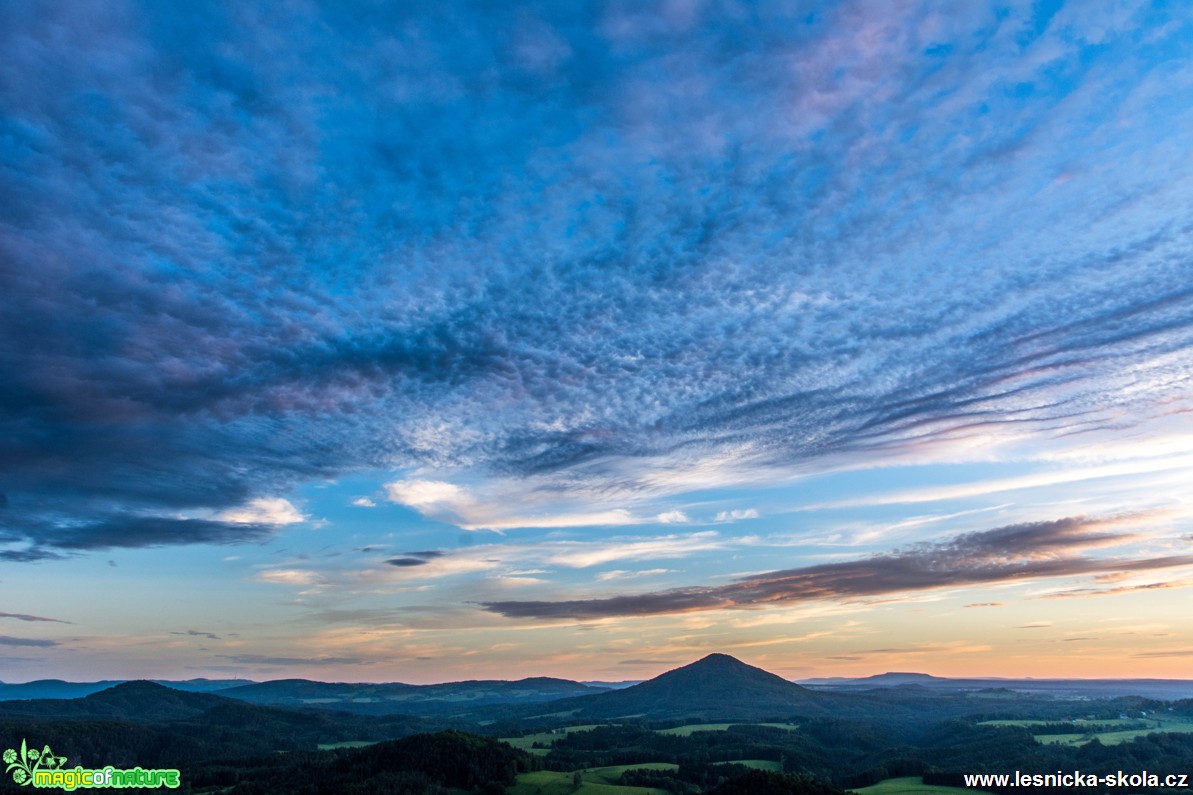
[2,0,1193,685]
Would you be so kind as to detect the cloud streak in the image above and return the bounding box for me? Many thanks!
[481,516,1193,619]
[0,612,72,624]
[0,635,60,648]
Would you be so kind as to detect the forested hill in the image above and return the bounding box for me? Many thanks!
[183,730,540,794]
[0,681,234,722]
[519,653,834,721]
[0,681,431,767]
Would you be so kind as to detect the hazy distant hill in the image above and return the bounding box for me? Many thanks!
[0,678,253,701]
[0,679,123,701]
[219,675,608,716]
[0,681,430,766]
[0,681,236,721]
[154,677,257,692]
[580,679,642,690]
[799,672,1193,700]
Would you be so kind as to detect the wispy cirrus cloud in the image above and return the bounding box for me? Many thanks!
[361,533,723,584]
[1039,579,1193,600]
[216,653,371,667]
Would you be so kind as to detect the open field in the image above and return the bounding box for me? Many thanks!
[655,722,798,736]
[586,763,680,783]
[314,740,377,750]
[501,720,798,756]
[508,769,671,795]
[982,714,1193,746]
[501,724,607,753]
[1037,717,1193,746]
[852,776,980,795]
[715,759,783,771]
[980,718,1142,728]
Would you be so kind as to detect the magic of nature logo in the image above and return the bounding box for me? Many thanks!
[3,739,180,790]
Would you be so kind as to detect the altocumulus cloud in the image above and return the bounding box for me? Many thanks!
[2,1,1193,556]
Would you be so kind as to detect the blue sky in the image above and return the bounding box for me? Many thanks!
[3,0,1193,682]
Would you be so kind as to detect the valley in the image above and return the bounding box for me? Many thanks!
[4,655,1193,793]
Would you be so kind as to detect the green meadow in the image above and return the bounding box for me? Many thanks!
[501,725,607,754]
[314,740,377,750]
[852,776,980,795]
[980,714,1193,746]
[508,767,673,795]
[503,721,797,755]
[714,759,783,771]
[656,722,798,736]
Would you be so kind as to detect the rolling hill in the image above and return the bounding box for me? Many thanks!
[0,680,432,767]
[0,680,236,721]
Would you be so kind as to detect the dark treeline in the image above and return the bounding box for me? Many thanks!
[534,720,1193,794]
[0,707,430,769]
[545,720,897,780]
[182,730,539,794]
[11,717,1193,794]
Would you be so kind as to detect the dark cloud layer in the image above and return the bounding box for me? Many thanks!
[3,2,1193,554]
[0,635,60,648]
[482,517,1193,619]
[386,549,445,567]
[0,612,72,624]
[2,515,277,560]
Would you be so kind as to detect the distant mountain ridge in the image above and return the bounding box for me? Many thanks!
[798,672,1193,700]
[8,659,1193,713]
[217,675,609,716]
[0,656,827,723]
[0,681,257,722]
[0,678,254,701]
[0,681,431,766]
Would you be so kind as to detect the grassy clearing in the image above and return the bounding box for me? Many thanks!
[980,718,1140,728]
[715,759,782,771]
[315,740,376,750]
[655,722,798,736]
[527,708,584,720]
[852,776,979,795]
[501,724,606,753]
[978,714,1193,747]
[585,763,679,783]
[1036,717,1193,747]
[508,769,670,794]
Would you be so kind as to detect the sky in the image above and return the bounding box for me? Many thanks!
[2,0,1193,685]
